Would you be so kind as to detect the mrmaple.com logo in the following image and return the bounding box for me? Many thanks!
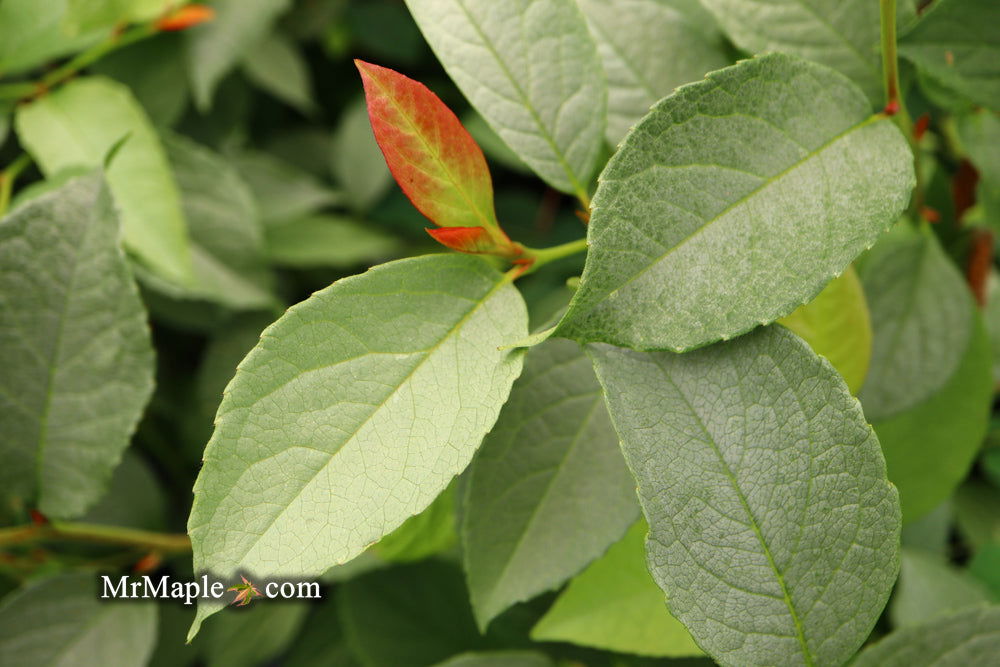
[100,574,321,606]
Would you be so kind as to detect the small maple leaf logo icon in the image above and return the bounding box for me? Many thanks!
[227,576,262,606]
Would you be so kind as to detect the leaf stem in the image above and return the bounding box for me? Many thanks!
[880,0,923,214]
[0,153,33,217]
[518,237,588,274]
[0,520,191,553]
[0,23,157,102]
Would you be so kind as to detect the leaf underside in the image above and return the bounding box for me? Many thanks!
[187,253,527,638]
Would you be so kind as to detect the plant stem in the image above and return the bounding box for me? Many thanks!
[0,23,157,102]
[0,521,191,553]
[880,0,923,214]
[520,237,589,273]
[0,153,33,217]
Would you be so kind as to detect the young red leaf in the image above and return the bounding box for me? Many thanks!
[156,4,216,31]
[355,60,510,249]
[426,226,498,255]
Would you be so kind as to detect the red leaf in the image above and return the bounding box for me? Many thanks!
[967,229,993,307]
[356,60,509,247]
[952,159,979,222]
[156,5,215,31]
[426,226,498,254]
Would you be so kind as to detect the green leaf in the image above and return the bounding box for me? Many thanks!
[463,112,531,175]
[91,33,190,128]
[434,652,553,667]
[556,53,914,352]
[858,230,955,392]
[162,132,277,310]
[232,149,341,226]
[241,32,317,115]
[340,561,487,667]
[699,0,912,103]
[82,451,167,531]
[199,601,309,667]
[890,549,995,628]
[0,573,157,667]
[986,271,1000,387]
[330,97,394,215]
[0,0,108,75]
[899,0,1000,112]
[531,520,702,658]
[901,502,953,559]
[859,225,992,520]
[266,215,402,269]
[589,325,900,666]
[185,0,293,110]
[462,338,639,629]
[282,594,360,667]
[853,605,1000,667]
[15,76,196,287]
[0,113,9,148]
[0,173,154,518]
[779,265,872,394]
[196,312,275,427]
[403,0,606,196]
[970,544,1000,600]
[577,0,730,145]
[375,482,458,562]
[187,254,527,637]
[954,482,1000,552]
[62,0,172,33]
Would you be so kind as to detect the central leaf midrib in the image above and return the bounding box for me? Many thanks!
[212,272,512,571]
[584,114,882,313]
[651,358,814,665]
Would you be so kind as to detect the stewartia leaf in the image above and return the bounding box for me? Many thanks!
[557,53,914,351]
[899,0,1000,112]
[853,605,1000,667]
[15,76,196,287]
[859,225,992,521]
[577,0,729,146]
[187,254,527,638]
[462,338,639,630]
[699,0,914,103]
[0,573,157,667]
[0,173,155,518]
[589,325,900,666]
[355,60,515,255]
[403,0,606,197]
[778,266,872,394]
[426,226,497,255]
[531,520,701,657]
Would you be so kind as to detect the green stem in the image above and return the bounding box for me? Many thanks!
[0,24,157,102]
[520,237,588,273]
[0,520,190,553]
[880,0,923,215]
[0,153,33,217]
